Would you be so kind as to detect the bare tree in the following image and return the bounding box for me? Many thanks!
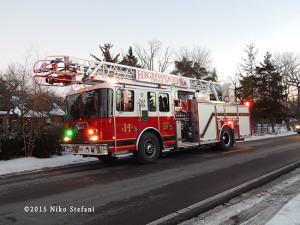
[175,46,213,70]
[134,39,173,72]
[20,50,35,157]
[175,47,192,62]
[158,46,173,73]
[273,52,300,124]
[13,48,53,157]
[191,46,213,70]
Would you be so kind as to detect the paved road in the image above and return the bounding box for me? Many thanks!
[0,135,299,225]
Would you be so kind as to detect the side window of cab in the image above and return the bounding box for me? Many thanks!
[159,93,169,112]
[147,92,156,112]
[116,89,134,112]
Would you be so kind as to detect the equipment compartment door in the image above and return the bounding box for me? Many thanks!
[238,105,251,137]
[198,103,217,142]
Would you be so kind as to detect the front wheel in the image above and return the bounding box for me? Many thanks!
[135,132,161,164]
[217,126,233,151]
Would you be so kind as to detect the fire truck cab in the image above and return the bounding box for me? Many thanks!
[33,56,251,164]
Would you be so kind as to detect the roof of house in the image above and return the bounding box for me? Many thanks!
[9,103,65,117]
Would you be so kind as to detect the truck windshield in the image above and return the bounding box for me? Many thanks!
[65,88,113,121]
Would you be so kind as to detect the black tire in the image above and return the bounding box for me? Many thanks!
[297,131,300,134]
[135,132,161,164]
[98,153,118,163]
[217,126,233,151]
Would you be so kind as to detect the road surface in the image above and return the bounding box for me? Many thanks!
[0,134,299,225]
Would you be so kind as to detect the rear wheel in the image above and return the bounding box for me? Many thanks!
[217,126,233,151]
[135,132,161,164]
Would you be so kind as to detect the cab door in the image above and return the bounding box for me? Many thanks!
[114,87,138,151]
[136,89,159,132]
[158,91,175,147]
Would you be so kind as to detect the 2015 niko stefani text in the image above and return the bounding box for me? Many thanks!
[24,205,95,213]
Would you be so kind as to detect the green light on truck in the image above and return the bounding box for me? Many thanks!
[66,130,73,136]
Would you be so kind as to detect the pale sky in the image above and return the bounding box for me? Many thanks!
[1,0,300,81]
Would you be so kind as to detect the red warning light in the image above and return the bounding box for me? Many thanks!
[224,121,232,125]
[87,129,98,136]
[244,101,250,107]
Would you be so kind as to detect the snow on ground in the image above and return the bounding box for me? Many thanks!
[180,168,300,225]
[266,192,300,225]
[243,131,296,142]
[0,130,297,176]
[0,154,98,176]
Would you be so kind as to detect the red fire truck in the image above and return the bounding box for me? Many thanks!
[34,56,251,164]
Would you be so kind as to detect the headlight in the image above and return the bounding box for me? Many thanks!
[64,136,71,142]
[90,136,98,141]
[296,125,300,129]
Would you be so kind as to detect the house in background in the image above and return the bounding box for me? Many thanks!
[48,103,65,123]
[11,103,65,125]
[0,101,65,133]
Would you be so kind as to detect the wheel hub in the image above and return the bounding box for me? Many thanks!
[145,140,155,156]
[223,131,230,146]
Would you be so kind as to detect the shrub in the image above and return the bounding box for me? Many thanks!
[33,123,64,158]
[0,132,24,160]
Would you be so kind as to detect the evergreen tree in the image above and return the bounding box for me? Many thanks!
[172,57,194,77]
[206,68,218,82]
[193,61,208,80]
[172,57,218,81]
[236,44,258,103]
[255,52,286,132]
[120,46,140,67]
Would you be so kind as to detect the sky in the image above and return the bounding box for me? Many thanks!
[1,0,300,82]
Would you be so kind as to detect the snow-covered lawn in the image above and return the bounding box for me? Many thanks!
[0,131,297,176]
[0,154,98,176]
[243,130,296,141]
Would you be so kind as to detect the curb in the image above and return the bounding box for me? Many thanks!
[147,160,300,225]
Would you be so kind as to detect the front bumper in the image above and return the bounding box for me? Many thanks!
[61,144,108,155]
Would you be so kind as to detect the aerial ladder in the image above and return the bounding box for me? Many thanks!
[33,55,235,102]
